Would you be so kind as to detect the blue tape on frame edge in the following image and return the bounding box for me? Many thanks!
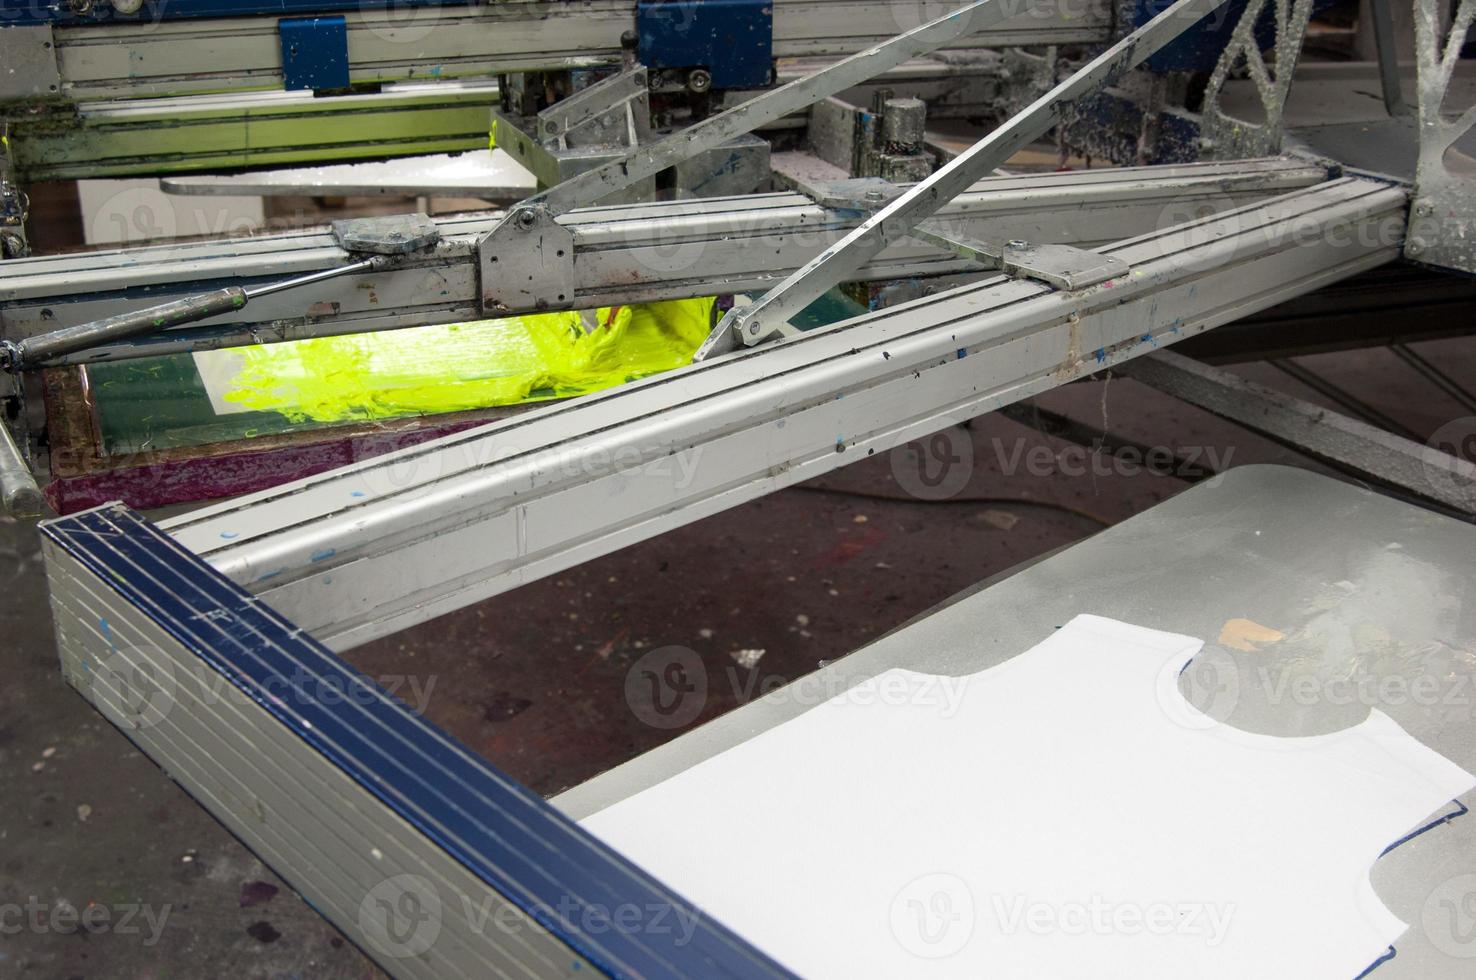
[41,502,792,980]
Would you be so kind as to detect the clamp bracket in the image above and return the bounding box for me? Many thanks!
[478,206,576,315]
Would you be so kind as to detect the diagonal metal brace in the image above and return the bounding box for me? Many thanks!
[693,0,1233,362]
[522,0,1014,217]
[475,0,1020,316]
[910,219,1004,264]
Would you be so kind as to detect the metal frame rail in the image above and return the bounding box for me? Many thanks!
[159,175,1406,650]
[0,159,1327,363]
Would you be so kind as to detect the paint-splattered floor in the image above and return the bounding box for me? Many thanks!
[2,336,1473,978]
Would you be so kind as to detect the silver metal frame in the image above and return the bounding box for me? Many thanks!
[9,0,1115,105]
[0,159,1328,362]
[1198,0,1317,158]
[159,175,1406,651]
[1121,349,1476,513]
[1407,0,1476,273]
[701,0,1233,355]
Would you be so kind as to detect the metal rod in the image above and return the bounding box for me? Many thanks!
[696,0,1233,361]
[0,415,44,518]
[243,257,381,299]
[1268,358,1424,442]
[529,0,1018,215]
[1367,0,1408,117]
[1,256,382,372]
[1123,350,1476,515]
[1391,342,1476,413]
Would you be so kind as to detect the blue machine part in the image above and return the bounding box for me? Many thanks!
[1128,0,1337,74]
[0,0,465,26]
[279,15,350,91]
[42,503,795,979]
[637,0,774,90]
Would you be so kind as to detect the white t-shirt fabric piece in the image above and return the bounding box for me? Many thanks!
[582,615,1475,979]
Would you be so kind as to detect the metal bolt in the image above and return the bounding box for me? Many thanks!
[864,189,886,204]
[1006,239,1028,249]
[515,209,538,231]
[543,120,561,136]
[1406,239,1424,256]
[110,0,144,12]
[1414,200,1434,218]
[687,69,713,94]
[748,322,761,335]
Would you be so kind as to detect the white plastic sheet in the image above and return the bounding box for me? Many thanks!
[583,615,1475,978]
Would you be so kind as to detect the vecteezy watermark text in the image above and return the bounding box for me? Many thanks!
[988,895,1236,946]
[990,438,1234,480]
[0,898,171,947]
[358,874,701,960]
[624,646,970,729]
[86,642,439,731]
[888,873,1236,960]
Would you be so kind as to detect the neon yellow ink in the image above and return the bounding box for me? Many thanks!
[222,297,717,423]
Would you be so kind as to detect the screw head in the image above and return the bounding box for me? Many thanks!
[514,209,538,231]
[1006,239,1028,249]
[1406,239,1425,255]
[864,189,886,203]
[748,322,761,336]
[687,69,713,94]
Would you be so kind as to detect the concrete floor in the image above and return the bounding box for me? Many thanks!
[2,338,1474,978]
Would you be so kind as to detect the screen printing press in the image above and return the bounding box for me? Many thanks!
[4,0,1476,976]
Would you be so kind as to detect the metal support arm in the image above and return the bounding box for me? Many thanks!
[159,177,1404,651]
[1,257,388,373]
[0,160,1327,364]
[1121,349,1476,515]
[476,0,1020,314]
[0,417,43,517]
[694,0,1233,361]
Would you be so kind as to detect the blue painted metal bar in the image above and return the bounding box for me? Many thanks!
[637,0,774,89]
[41,502,793,980]
[280,15,351,91]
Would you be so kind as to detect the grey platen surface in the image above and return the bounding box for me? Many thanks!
[556,464,1476,978]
